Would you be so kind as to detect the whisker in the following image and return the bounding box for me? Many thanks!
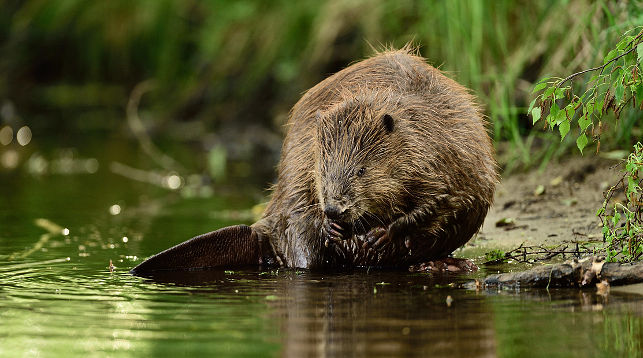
[365,210,386,228]
[356,216,367,234]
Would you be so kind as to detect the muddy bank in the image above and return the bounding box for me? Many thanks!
[460,156,623,259]
[451,155,643,289]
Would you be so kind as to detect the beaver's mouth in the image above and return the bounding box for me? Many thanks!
[327,213,386,238]
[329,219,353,238]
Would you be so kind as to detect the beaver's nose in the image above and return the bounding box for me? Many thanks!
[324,205,345,220]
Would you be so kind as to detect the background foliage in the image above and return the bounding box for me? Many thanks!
[0,0,641,172]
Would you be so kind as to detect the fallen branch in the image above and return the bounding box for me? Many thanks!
[481,257,643,288]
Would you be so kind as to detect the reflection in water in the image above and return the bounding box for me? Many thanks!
[113,269,499,357]
[136,269,643,358]
[143,270,497,357]
[269,272,496,358]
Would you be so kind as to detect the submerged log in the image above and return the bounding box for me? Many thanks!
[482,257,643,288]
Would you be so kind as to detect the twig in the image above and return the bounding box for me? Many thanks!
[495,243,597,264]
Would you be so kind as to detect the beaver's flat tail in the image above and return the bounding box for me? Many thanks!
[130,225,266,275]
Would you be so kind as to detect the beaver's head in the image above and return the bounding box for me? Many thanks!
[314,94,410,230]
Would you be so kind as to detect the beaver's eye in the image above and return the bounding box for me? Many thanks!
[356,167,365,177]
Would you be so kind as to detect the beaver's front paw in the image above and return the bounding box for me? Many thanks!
[389,222,414,249]
[361,224,413,252]
[323,219,349,247]
[360,226,388,249]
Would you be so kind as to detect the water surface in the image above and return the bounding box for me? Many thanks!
[1,140,642,357]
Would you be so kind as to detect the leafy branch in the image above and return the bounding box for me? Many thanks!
[596,143,643,262]
[556,29,643,90]
[529,27,643,153]
[529,27,643,263]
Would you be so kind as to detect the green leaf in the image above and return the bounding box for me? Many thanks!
[543,86,556,99]
[623,67,631,84]
[637,43,643,65]
[554,87,566,99]
[578,114,592,131]
[617,36,633,50]
[577,133,588,154]
[548,102,559,125]
[636,83,643,104]
[604,49,617,64]
[586,100,595,115]
[614,66,624,79]
[596,98,604,116]
[555,106,566,125]
[528,98,537,114]
[629,176,639,193]
[615,83,625,102]
[565,104,575,120]
[531,107,541,124]
[559,120,570,141]
[532,82,547,93]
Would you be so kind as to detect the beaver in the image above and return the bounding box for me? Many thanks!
[131,47,498,274]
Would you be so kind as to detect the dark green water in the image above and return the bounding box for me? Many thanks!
[2,139,643,357]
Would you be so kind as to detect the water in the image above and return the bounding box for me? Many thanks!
[2,140,643,357]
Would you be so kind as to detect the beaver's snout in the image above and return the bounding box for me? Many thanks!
[323,203,354,239]
[323,205,348,221]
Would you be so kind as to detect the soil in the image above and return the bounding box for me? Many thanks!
[459,155,625,260]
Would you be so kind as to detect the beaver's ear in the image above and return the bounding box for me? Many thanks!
[382,114,394,133]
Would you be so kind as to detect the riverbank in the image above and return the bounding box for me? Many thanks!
[461,155,623,262]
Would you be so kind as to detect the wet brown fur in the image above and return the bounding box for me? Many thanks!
[253,47,498,269]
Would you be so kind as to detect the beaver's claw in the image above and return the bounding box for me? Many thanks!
[323,219,348,247]
[361,226,413,252]
[360,226,388,250]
